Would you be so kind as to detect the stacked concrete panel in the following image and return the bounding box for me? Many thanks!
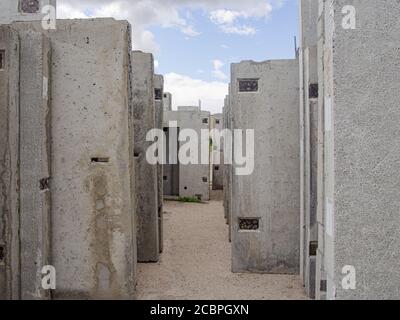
[317,0,400,300]
[299,0,319,299]
[163,108,210,201]
[163,92,172,111]
[154,74,164,253]
[132,51,159,262]
[230,60,300,273]
[315,0,327,301]
[0,26,20,300]
[222,94,233,242]
[13,18,136,299]
[18,29,52,300]
[211,114,224,191]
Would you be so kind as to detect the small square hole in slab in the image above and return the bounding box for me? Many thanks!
[0,51,5,70]
[0,245,5,264]
[155,88,163,100]
[20,0,40,14]
[309,241,318,256]
[91,157,109,163]
[239,218,260,231]
[238,79,259,92]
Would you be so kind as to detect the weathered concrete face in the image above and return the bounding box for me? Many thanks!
[163,110,211,201]
[315,0,327,301]
[299,0,319,299]
[154,74,164,254]
[230,60,300,274]
[131,51,159,262]
[18,29,52,300]
[211,114,224,190]
[13,19,136,299]
[0,26,20,300]
[223,93,233,242]
[321,0,400,300]
[162,92,172,111]
[178,106,199,112]
[0,0,56,24]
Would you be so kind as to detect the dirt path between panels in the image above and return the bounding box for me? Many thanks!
[136,200,307,300]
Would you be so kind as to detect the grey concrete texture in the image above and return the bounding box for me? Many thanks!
[223,93,233,243]
[315,0,327,300]
[230,60,300,274]
[131,51,159,262]
[211,114,224,191]
[0,0,56,24]
[12,19,136,299]
[154,74,164,254]
[163,109,211,201]
[299,0,319,299]
[321,0,400,300]
[0,26,20,300]
[162,92,172,111]
[18,29,52,300]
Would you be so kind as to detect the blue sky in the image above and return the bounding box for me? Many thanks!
[58,0,299,113]
[153,2,299,83]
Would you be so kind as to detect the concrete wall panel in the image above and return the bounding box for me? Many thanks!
[132,51,159,262]
[230,60,300,274]
[18,29,52,300]
[0,26,20,300]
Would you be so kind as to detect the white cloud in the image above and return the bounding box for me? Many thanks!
[209,4,272,35]
[212,59,227,80]
[219,24,256,36]
[154,60,159,69]
[58,0,282,51]
[164,73,228,114]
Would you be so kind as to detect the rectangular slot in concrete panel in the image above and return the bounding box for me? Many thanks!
[202,118,208,124]
[238,218,260,231]
[320,280,327,293]
[202,177,208,183]
[0,245,5,265]
[39,178,50,191]
[309,83,318,98]
[238,79,259,92]
[91,157,110,163]
[155,88,162,100]
[20,0,40,13]
[0,50,4,70]
[309,241,318,256]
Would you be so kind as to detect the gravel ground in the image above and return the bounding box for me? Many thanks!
[136,200,307,300]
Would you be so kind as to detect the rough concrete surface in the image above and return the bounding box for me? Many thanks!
[322,0,400,300]
[230,60,300,274]
[154,74,164,254]
[163,109,211,201]
[0,25,20,300]
[13,19,136,300]
[136,201,307,300]
[18,29,52,300]
[132,51,159,263]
